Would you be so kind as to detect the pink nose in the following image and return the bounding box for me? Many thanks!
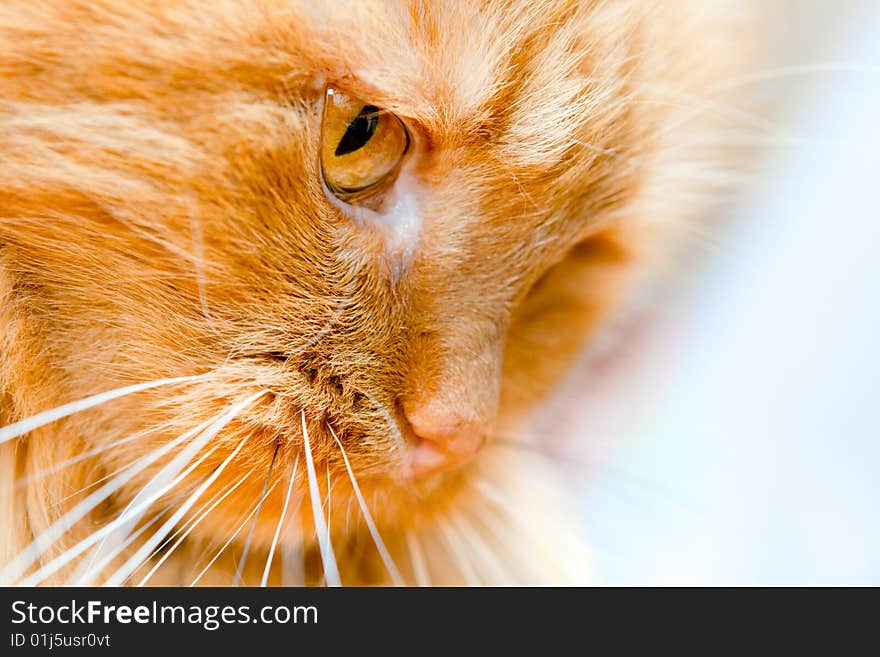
[404,408,487,478]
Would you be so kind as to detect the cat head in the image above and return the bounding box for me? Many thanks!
[0,0,724,583]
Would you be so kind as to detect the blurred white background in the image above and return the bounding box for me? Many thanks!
[552,1,880,585]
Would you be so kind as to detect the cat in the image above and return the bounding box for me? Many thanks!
[0,0,755,585]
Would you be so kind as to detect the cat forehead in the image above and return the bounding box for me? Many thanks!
[3,0,620,155]
[301,0,602,129]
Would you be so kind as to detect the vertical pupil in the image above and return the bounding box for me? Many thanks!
[334,105,380,156]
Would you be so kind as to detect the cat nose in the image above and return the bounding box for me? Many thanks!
[403,407,487,478]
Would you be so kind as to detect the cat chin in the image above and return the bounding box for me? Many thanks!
[136,448,592,586]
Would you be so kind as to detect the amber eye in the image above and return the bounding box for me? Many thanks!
[320,87,409,202]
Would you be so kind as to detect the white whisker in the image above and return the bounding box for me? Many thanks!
[190,494,268,586]
[104,420,257,586]
[330,426,403,586]
[73,476,211,585]
[81,446,222,579]
[232,442,280,586]
[137,469,253,587]
[74,510,171,586]
[405,531,430,587]
[471,480,567,583]
[50,459,147,512]
[300,411,340,587]
[438,520,480,586]
[325,466,332,527]
[570,138,639,167]
[357,390,406,453]
[261,455,300,587]
[706,62,880,96]
[82,394,262,579]
[0,375,207,445]
[451,514,509,584]
[6,422,173,496]
[188,199,212,322]
[4,413,220,585]
[143,473,237,562]
[288,311,340,356]
[16,392,263,586]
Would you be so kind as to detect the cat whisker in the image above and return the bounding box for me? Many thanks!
[704,62,880,96]
[0,374,208,446]
[343,496,355,536]
[300,411,340,587]
[142,472,240,562]
[451,513,509,585]
[473,478,516,513]
[7,419,181,497]
[491,435,697,511]
[615,88,779,136]
[281,533,305,588]
[138,469,254,587]
[190,497,265,587]
[261,454,300,587]
[610,64,880,151]
[490,435,565,461]
[83,443,224,576]
[568,127,792,176]
[437,519,481,586]
[50,460,150,512]
[15,391,263,586]
[329,425,403,586]
[104,394,264,586]
[73,474,215,585]
[4,413,223,585]
[324,466,332,519]
[405,531,430,587]
[471,479,587,583]
[288,309,341,357]
[356,389,406,454]
[85,393,264,578]
[466,486,541,583]
[323,467,334,588]
[232,441,281,586]
[569,138,639,168]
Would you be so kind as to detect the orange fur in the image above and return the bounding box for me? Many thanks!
[0,0,755,585]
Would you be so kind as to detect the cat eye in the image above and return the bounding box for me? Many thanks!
[321,87,409,203]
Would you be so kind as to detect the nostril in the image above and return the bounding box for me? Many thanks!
[404,407,487,477]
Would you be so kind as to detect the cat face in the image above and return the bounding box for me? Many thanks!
[0,0,667,582]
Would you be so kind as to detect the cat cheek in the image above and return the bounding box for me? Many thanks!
[376,179,423,267]
[328,172,424,277]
